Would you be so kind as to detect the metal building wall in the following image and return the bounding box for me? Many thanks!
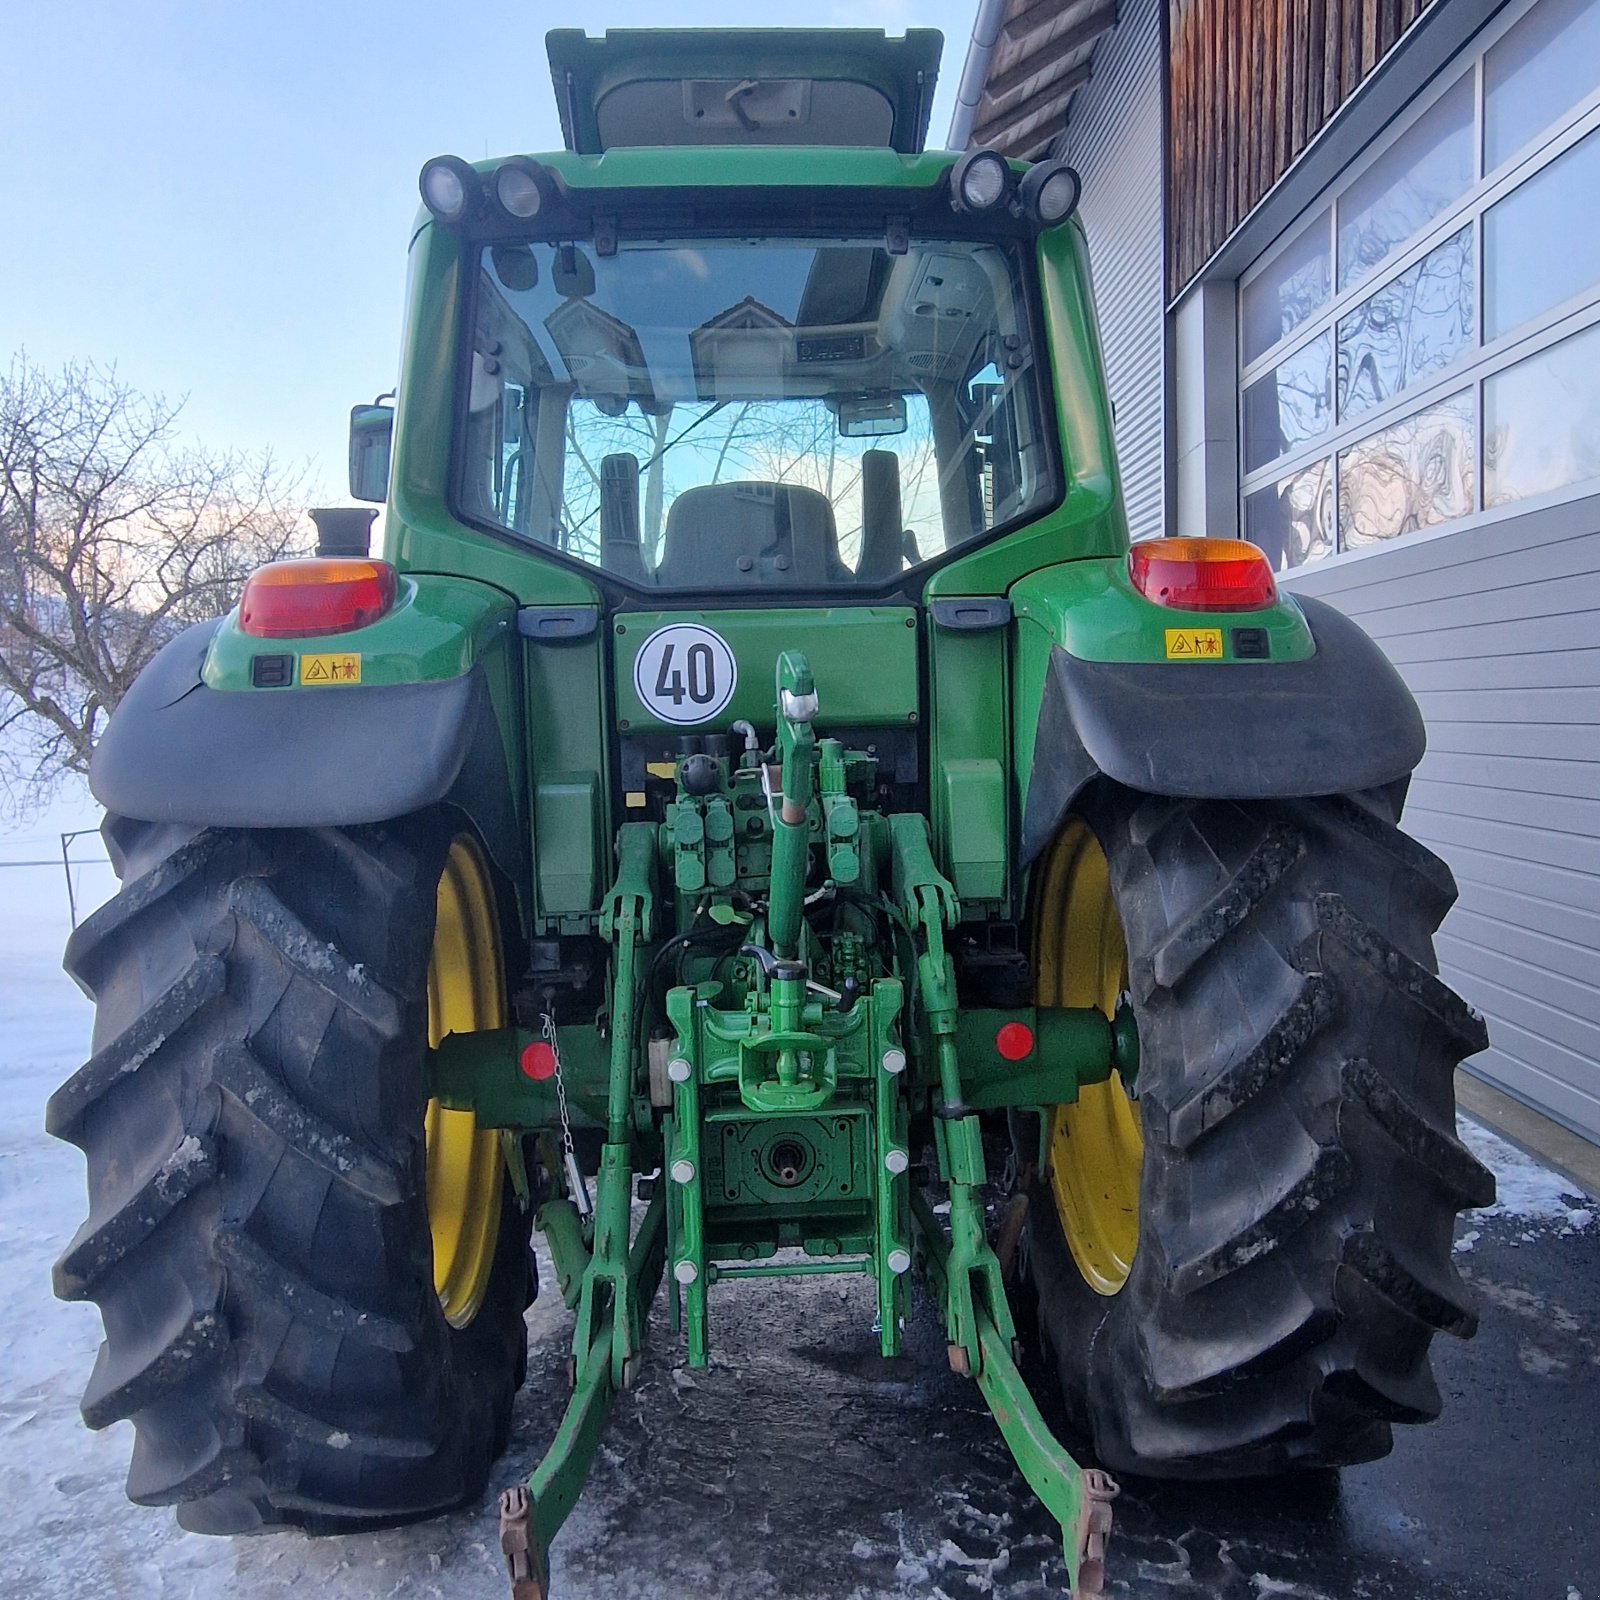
[1283,494,1600,1144]
[1059,0,1167,542]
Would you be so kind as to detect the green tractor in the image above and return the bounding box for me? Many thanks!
[49,28,1494,1598]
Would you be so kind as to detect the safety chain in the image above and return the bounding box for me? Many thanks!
[542,1008,592,1217]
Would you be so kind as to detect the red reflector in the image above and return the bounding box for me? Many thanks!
[1128,538,1277,613]
[520,1042,557,1081]
[995,1021,1035,1062]
[239,558,398,639]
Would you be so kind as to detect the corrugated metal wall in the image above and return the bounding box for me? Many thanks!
[1283,491,1600,1143]
[1060,0,1166,542]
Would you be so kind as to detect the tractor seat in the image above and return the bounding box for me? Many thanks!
[653,482,852,587]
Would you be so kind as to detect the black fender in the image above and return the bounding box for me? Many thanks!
[89,619,524,879]
[1021,594,1424,864]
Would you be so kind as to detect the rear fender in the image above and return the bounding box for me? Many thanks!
[89,575,526,882]
[1013,561,1424,864]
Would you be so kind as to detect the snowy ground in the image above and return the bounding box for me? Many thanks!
[1,777,1594,1598]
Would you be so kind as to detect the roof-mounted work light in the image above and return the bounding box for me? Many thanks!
[418,155,480,226]
[1020,160,1081,228]
[949,148,1011,214]
[492,157,558,222]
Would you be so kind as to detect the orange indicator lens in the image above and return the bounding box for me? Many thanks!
[1128,538,1277,612]
[239,558,398,639]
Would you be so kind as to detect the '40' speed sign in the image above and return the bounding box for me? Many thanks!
[631,624,738,725]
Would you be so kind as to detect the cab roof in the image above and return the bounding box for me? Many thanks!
[545,28,943,157]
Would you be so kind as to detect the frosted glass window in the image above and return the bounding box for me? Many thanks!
[1338,73,1474,291]
[1339,228,1475,419]
[1338,391,1476,548]
[1484,320,1600,505]
[1242,211,1331,365]
[1242,332,1332,472]
[1244,459,1334,570]
[1485,0,1600,171]
[1484,128,1600,339]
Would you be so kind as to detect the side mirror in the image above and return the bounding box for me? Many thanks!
[348,401,395,503]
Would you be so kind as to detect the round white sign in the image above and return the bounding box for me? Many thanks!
[632,624,738,725]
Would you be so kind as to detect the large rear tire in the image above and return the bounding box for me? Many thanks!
[1025,785,1494,1479]
[49,814,530,1532]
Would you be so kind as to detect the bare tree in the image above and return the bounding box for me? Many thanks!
[0,354,307,808]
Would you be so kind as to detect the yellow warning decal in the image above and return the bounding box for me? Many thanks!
[299,652,362,685]
[1164,628,1224,661]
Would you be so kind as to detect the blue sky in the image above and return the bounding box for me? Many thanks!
[2,0,978,503]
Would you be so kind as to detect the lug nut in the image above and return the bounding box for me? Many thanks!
[674,1260,698,1285]
[887,1248,912,1275]
[884,1149,909,1175]
[881,1048,906,1075]
[668,1057,692,1083]
[670,1158,696,1185]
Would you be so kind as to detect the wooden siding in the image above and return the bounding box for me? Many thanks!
[1167,0,1436,296]
[1282,493,1600,1145]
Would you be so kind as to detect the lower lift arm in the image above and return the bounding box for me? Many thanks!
[890,813,1118,1598]
[501,823,667,1600]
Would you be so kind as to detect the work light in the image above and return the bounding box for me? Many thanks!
[418,156,479,225]
[1020,160,1082,227]
[493,157,551,221]
[949,148,1010,213]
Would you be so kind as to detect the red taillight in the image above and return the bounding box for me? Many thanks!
[238,558,398,639]
[1128,538,1277,612]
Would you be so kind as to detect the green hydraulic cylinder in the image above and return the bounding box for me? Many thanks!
[768,650,817,958]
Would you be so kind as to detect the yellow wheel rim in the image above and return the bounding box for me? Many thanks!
[1037,818,1142,1297]
[425,835,506,1329]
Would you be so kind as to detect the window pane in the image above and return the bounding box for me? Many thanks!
[1338,227,1475,419]
[1242,331,1332,472]
[1338,391,1476,549]
[1484,319,1600,506]
[1242,210,1331,365]
[1338,73,1474,291]
[1244,458,1334,570]
[1484,127,1600,339]
[1485,0,1600,171]
[455,236,1056,587]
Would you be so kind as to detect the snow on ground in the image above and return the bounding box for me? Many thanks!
[1456,1116,1594,1249]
